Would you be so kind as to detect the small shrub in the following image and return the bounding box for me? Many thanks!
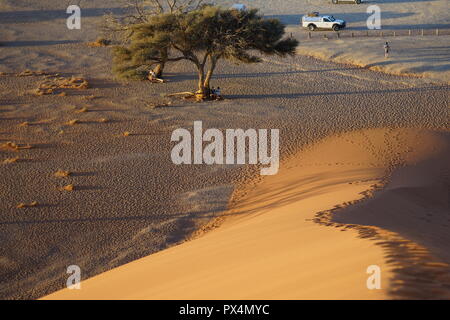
[55,169,71,177]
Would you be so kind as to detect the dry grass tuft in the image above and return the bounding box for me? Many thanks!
[75,107,89,113]
[35,76,90,96]
[61,184,75,192]
[35,88,54,95]
[123,131,131,137]
[67,119,79,126]
[146,101,173,109]
[3,157,19,164]
[17,201,38,208]
[54,169,71,177]
[44,73,60,79]
[19,121,29,127]
[2,141,32,151]
[63,76,90,89]
[3,141,19,150]
[98,118,108,123]
[17,70,49,77]
[87,38,111,47]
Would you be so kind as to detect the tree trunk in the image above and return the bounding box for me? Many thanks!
[196,64,207,99]
[203,56,217,93]
[153,48,168,78]
[153,62,165,78]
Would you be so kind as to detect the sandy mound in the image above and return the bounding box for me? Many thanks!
[331,129,450,299]
[295,36,450,85]
[43,128,450,299]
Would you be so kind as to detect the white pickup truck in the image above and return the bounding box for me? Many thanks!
[302,14,346,31]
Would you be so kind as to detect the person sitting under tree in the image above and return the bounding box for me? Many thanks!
[148,69,165,83]
[215,87,222,99]
[209,86,222,100]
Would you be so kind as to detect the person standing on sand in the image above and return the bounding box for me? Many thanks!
[384,41,390,58]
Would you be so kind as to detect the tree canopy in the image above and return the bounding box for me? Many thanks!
[113,6,299,98]
[103,0,206,38]
[104,0,206,77]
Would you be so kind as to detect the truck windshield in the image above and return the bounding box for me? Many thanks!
[328,16,336,22]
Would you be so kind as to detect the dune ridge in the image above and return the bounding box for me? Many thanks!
[43,127,450,299]
[326,129,450,299]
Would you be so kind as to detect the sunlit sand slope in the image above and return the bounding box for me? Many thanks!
[44,128,450,299]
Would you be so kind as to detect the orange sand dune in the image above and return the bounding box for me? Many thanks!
[44,128,450,300]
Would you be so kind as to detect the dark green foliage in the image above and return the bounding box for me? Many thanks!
[113,6,299,95]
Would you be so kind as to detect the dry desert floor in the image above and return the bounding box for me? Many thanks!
[0,0,449,299]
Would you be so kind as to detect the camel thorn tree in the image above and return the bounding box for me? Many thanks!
[112,6,299,99]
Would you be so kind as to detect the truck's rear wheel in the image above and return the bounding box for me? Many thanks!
[308,24,316,31]
[332,24,340,31]
[355,0,361,4]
